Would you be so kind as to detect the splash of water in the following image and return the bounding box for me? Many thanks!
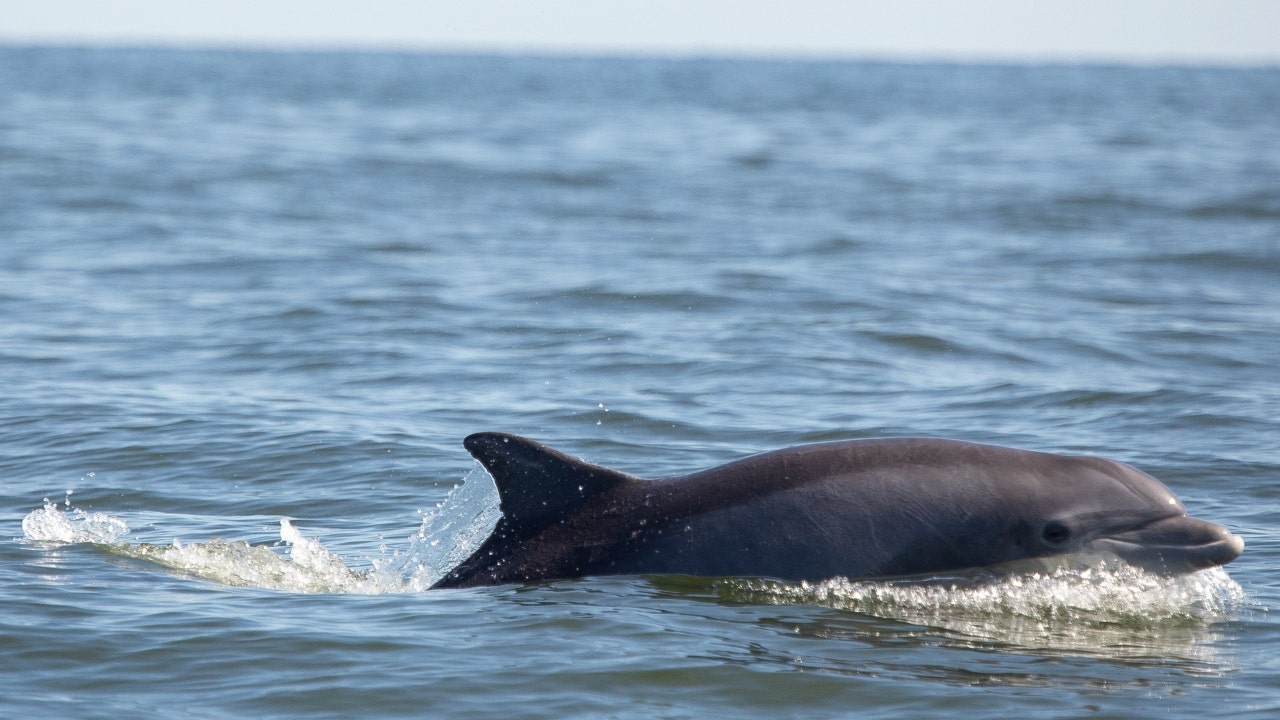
[376,464,505,591]
[19,465,502,594]
[22,493,130,544]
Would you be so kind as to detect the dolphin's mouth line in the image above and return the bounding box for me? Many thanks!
[1085,514,1244,573]
[1100,529,1239,550]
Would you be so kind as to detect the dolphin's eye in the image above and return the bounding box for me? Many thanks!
[1041,521,1071,545]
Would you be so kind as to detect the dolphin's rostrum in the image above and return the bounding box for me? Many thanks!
[433,433,1243,589]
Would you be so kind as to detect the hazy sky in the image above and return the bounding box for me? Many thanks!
[3,0,1278,63]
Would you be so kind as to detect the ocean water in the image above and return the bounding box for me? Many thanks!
[1,46,1278,718]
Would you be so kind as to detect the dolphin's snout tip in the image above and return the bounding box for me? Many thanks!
[1226,531,1245,559]
[1201,520,1244,565]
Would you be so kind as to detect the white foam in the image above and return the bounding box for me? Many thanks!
[100,520,423,594]
[726,562,1248,659]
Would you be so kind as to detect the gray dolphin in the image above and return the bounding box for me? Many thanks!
[433,433,1243,588]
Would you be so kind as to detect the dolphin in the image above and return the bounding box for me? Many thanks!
[432,433,1243,588]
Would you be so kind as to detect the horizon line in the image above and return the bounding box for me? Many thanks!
[4,37,1278,69]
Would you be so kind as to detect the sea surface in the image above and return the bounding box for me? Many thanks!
[1,46,1278,719]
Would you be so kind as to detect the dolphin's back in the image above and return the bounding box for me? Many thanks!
[437,434,1035,587]
[607,438,1038,579]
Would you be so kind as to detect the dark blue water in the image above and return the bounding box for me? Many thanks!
[2,46,1278,718]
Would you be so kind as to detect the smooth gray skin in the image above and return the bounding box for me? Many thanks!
[433,432,1244,589]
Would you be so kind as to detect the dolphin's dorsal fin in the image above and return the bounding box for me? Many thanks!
[463,432,640,536]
